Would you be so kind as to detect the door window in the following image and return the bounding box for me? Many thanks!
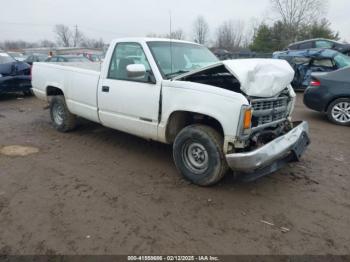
[315,40,334,49]
[108,42,152,83]
[311,59,334,68]
[298,41,313,49]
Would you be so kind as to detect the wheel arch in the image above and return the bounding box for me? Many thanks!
[165,110,224,144]
[325,95,350,112]
[46,85,64,97]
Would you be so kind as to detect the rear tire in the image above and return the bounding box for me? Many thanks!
[173,125,229,186]
[50,96,77,132]
[327,98,350,126]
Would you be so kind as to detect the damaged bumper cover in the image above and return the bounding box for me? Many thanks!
[0,75,32,94]
[226,121,310,182]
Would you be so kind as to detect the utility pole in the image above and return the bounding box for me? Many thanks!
[74,24,78,47]
[169,11,173,74]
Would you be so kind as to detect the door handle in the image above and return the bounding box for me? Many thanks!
[102,86,110,93]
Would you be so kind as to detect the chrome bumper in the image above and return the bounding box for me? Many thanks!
[226,121,310,174]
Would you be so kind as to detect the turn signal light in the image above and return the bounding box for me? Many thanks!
[243,108,252,129]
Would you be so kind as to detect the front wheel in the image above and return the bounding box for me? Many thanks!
[173,125,229,186]
[327,98,350,126]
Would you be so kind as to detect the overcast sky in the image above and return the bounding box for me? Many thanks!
[0,0,349,43]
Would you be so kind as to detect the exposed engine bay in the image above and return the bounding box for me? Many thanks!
[178,65,242,94]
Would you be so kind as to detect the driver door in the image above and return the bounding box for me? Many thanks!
[98,42,161,140]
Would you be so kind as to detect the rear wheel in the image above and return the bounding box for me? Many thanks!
[50,96,77,132]
[327,98,350,126]
[173,125,229,186]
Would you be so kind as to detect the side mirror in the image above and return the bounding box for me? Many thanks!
[127,64,146,78]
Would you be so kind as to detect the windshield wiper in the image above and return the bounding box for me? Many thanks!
[165,70,189,79]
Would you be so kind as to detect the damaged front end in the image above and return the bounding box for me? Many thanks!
[229,84,310,182]
[228,86,310,182]
[235,87,296,150]
[175,58,310,181]
[227,121,310,182]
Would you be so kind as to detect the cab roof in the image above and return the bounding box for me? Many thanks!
[110,37,201,46]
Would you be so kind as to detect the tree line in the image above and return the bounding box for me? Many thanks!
[0,0,344,52]
[148,0,341,52]
[0,24,105,50]
[250,0,340,52]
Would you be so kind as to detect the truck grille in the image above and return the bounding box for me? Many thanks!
[251,97,289,128]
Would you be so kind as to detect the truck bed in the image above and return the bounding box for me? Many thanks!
[32,62,101,123]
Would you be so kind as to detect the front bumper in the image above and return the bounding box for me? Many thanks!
[226,121,310,182]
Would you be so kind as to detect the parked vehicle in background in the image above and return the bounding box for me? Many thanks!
[287,38,350,56]
[273,49,350,90]
[212,49,232,60]
[0,52,32,95]
[212,48,273,60]
[83,53,104,62]
[7,51,27,62]
[32,38,310,186]
[304,67,350,126]
[45,55,91,63]
[25,54,49,65]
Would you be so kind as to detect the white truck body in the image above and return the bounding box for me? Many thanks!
[32,38,310,185]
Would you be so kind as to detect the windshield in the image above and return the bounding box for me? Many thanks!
[334,53,350,68]
[147,41,219,78]
[0,53,16,64]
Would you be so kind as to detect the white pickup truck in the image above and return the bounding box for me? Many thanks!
[32,38,310,186]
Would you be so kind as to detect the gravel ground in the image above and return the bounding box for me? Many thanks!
[0,93,349,255]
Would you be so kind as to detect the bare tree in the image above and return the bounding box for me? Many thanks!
[270,0,327,40]
[54,24,72,47]
[81,37,105,48]
[216,20,245,51]
[193,16,209,45]
[242,18,261,48]
[146,33,162,38]
[1,40,40,50]
[39,40,56,48]
[168,29,185,40]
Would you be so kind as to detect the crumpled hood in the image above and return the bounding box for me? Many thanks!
[174,59,295,98]
[222,59,295,97]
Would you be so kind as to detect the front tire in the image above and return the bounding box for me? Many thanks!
[173,125,229,186]
[327,98,350,126]
[50,96,77,132]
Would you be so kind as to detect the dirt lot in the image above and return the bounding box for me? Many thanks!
[0,93,349,255]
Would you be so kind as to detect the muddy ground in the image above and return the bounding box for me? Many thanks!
[0,93,349,255]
